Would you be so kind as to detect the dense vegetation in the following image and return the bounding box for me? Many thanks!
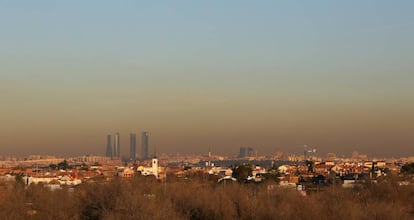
[1,175,413,220]
[401,163,414,174]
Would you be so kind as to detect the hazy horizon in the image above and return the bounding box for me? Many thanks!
[1,1,413,158]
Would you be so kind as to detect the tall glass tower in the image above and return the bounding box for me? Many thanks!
[106,134,112,157]
[141,132,149,160]
[130,133,136,161]
[114,132,120,158]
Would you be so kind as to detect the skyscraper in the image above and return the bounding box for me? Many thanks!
[114,132,120,158]
[141,131,149,160]
[247,147,254,157]
[239,147,246,158]
[130,133,136,161]
[106,134,112,157]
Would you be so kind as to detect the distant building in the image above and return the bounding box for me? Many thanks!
[106,134,112,158]
[239,147,246,158]
[351,151,368,160]
[118,167,135,178]
[137,156,160,179]
[130,133,136,161]
[326,153,337,161]
[141,132,149,160]
[114,132,120,158]
[247,147,254,157]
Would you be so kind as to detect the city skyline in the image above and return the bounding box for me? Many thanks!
[1,1,414,157]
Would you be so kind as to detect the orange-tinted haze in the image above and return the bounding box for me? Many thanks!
[1,82,413,157]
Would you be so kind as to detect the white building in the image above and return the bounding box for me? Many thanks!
[137,157,160,179]
[152,157,159,179]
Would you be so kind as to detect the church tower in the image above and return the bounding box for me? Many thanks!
[152,157,159,179]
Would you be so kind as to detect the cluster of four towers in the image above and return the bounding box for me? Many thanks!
[105,132,149,161]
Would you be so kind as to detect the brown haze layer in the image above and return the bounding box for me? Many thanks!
[1,83,413,157]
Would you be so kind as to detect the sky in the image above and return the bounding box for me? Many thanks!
[1,1,413,157]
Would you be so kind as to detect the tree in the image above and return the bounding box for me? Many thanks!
[312,175,326,185]
[232,164,252,183]
[49,164,57,170]
[263,169,280,183]
[306,160,314,173]
[401,163,414,174]
[14,172,25,185]
[58,160,71,170]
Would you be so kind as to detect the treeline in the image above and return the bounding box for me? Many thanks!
[1,175,413,220]
[401,163,414,174]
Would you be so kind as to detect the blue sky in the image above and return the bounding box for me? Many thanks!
[1,1,413,156]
